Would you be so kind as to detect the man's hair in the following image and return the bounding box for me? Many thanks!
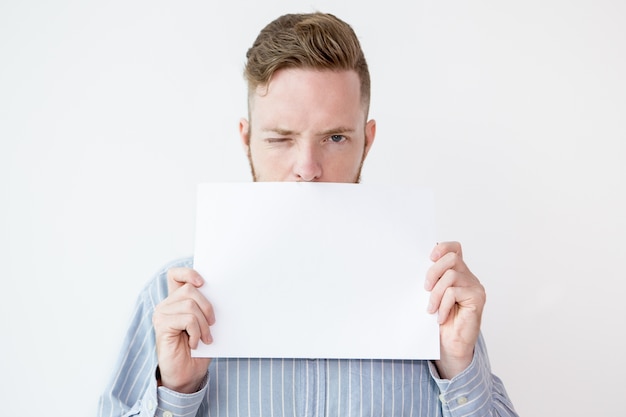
[244,12,370,113]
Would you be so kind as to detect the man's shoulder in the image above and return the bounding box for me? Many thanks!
[153,256,195,276]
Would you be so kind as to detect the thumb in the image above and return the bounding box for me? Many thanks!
[166,267,204,294]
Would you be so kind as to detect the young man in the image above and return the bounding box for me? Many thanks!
[99,12,518,417]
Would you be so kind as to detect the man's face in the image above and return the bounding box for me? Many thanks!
[240,68,376,182]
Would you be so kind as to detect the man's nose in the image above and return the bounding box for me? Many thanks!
[293,144,322,182]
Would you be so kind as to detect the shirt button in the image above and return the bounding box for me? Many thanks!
[457,396,468,405]
[163,411,173,417]
[147,400,155,411]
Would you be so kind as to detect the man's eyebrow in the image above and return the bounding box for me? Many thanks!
[318,127,356,135]
[261,127,296,136]
[260,127,356,136]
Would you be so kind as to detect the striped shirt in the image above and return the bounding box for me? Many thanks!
[98,258,518,417]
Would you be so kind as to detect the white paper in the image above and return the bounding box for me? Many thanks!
[192,182,439,359]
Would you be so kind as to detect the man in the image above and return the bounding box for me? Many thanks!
[99,12,518,417]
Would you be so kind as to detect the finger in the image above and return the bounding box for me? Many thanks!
[430,241,463,262]
[154,299,214,345]
[155,311,207,348]
[167,267,204,294]
[437,287,458,324]
[427,268,461,313]
[425,251,466,291]
[439,285,486,324]
[175,313,206,348]
[163,283,216,326]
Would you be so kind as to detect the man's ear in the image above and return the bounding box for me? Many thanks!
[362,119,376,160]
[239,118,250,152]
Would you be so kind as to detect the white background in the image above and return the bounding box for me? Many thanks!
[1,1,624,416]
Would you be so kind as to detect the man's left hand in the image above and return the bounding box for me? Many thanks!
[425,241,486,379]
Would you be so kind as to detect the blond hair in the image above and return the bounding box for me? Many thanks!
[244,12,370,112]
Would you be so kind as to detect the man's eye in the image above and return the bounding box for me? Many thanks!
[330,135,346,143]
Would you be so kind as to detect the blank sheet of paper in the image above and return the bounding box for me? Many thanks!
[192,182,439,359]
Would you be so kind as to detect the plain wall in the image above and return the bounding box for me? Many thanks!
[1,1,625,416]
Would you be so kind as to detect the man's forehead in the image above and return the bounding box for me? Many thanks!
[251,68,360,98]
[248,68,365,120]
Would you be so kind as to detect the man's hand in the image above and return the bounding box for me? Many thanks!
[152,267,215,393]
[425,242,485,379]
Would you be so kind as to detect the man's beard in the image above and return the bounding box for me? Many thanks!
[246,148,366,184]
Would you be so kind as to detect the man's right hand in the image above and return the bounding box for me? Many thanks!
[152,267,215,393]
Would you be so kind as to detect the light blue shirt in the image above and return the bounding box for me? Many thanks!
[98,258,518,417]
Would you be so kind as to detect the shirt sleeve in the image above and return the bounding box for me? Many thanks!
[428,333,519,417]
[97,257,208,417]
